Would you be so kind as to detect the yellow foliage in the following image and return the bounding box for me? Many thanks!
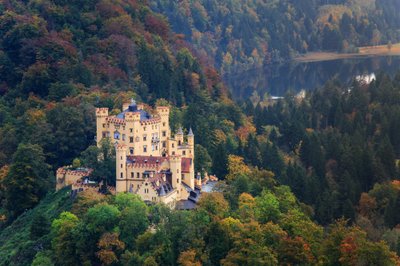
[190,72,201,90]
[223,51,233,66]
[178,249,202,266]
[226,155,251,181]
[220,217,242,233]
[198,192,229,220]
[26,109,46,125]
[238,193,256,221]
[214,129,227,143]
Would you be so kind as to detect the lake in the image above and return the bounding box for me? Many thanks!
[224,56,400,100]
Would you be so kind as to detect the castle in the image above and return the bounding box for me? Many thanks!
[96,100,200,207]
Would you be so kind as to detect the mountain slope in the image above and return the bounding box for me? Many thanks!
[149,0,400,74]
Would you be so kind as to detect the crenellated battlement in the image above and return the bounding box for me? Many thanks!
[96,108,109,116]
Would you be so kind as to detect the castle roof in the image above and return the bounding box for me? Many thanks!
[188,127,194,136]
[126,155,192,173]
[148,173,174,196]
[57,167,93,177]
[181,158,192,173]
[177,126,183,135]
[116,100,151,121]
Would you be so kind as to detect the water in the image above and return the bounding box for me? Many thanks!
[224,56,400,100]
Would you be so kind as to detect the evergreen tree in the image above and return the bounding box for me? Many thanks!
[3,143,52,218]
[30,213,50,240]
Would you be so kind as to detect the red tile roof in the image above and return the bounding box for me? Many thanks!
[181,158,192,173]
[126,155,192,172]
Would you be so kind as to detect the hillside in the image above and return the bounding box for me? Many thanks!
[0,0,400,265]
[0,187,74,266]
[149,0,400,73]
[0,0,241,230]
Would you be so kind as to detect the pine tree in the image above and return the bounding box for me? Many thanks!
[3,143,52,218]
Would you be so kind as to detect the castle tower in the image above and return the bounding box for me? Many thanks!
[116,144,127,193]
[176,126,184,146]
[156,106,170,146]
[96,108,109,146]
[170,155,182,198]
[187,128,194,158]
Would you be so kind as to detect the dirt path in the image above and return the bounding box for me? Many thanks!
[294,43,400,63]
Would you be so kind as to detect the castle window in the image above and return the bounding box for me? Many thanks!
[163,122,166,127]
[162,141,166,148]
[162,131,166,137]
[130,128,133,133]
[172,143,174,148]
[129,148,134,155]
[172,151,175,155]
[130,137,133,143]
[152,144,155,151]
[122,134,125,141]
[120,173,123,178]
[183,151,186,155]
[177,178,179,183]
[155,145,158,150]
[137,173,140,178]
[102,132,107,138]
[131,172,133,178]
[144,126,146,131]
[121,164,123,168]
[103,123,106,128]
[143,145,147,153]
[114,131,120,140]
[178,140,181,145]
[143,134,147,141]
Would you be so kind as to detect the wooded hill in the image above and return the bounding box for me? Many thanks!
[150,0,400,73]
[0,0,400,265]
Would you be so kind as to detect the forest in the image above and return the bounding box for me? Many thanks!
[0,0,400,265]
[150,0,400,73]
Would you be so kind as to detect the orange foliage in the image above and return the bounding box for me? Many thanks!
[358,193,377,218]
[235,122,256,143]
[339,236,358,265]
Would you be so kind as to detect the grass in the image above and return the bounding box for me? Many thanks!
[294,43,400,63]
[0,187,74,266]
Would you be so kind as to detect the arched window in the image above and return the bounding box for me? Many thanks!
[114,131,120,140]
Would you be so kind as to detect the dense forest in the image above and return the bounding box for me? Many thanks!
[150,0,400,73]
[0,0,242,220]
[233,74,400,232]
[0,0,400,265]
